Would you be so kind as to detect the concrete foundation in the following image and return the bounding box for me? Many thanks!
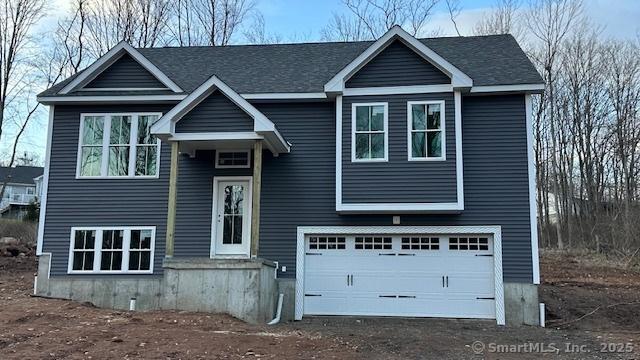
[504,282,540,326]
[276,278,296,322]
[36,254,278,324]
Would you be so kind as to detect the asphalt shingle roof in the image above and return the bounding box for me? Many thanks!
[40,34,542,97]
[0,166,43,185]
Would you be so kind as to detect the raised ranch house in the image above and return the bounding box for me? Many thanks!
[0,166,43,219]
[35,26,544,325]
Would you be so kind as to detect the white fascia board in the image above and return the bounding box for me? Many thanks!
[343,84,452,96]
[38,95,186,104]
[470,84,545,93]
[59,41,182,94]
[324,25,473,93]
[168,132,263,142]
[242,92,327,100]
[337,202,464,213]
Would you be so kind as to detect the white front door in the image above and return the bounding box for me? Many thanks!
[303,235,495,319]
[212,178,252,256]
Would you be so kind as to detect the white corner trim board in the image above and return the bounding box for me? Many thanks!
[36,105,55,256]
[59,42,182,94]
[325,25,472,92]
[525,94,540,285]
[294,225,506,325]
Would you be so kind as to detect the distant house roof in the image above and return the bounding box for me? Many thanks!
[0,166,43,185]
[39,34,543,97]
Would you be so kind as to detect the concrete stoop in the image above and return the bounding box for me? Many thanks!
[35,254,278,324]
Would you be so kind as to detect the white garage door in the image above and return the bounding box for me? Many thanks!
[303,234,496,319]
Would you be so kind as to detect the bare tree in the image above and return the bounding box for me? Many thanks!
[474,0,523,39]
[322,0,439,41]
[243,12,282,44]
[445,0,462,36]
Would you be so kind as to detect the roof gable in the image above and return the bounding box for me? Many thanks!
[85,53,167,89]
[175,90,254,133]
[346,40,451,88]
[59,42,183,94]
[325,26,473,93]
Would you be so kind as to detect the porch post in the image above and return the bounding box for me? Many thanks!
[165,141,179,258]
[251,140,263,258]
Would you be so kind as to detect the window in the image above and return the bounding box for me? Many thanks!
[68,227,155,273]
[449,237,489,251]
[401,237,440,250]
[215,151,250,169]
[355,236,392,250]
[408,101,445,160]
[78,113,161,178]
[352,103,388,162]
[26,187,35,195]
[309,236,346,250]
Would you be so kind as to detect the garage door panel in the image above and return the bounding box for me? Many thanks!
[303,234,496,320]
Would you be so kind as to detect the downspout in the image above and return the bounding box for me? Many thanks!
[268,293,284,325]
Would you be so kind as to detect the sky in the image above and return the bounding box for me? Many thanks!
[5,0,640,165]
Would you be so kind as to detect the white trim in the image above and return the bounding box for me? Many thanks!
[344,85,452,96]
[215,150,251,169]
[210,176,253,258]
[525,94,540,284]
[67,226,156,274]
[59,42,182,94]
[79,87,171,91]
[36,105,54,256]
[324,25,472,93]
[294,225,505,325]
[335,95,343,210]
[169,132,263,142]
[38,95,186,104]
[455,91,464,208]
[350,102,389,162]
[407,100,446,161]
[338,202,462,213]
[241,92,327,100]
[470,84,545,93]
[76,113,162,179]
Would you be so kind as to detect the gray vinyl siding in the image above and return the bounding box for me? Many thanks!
[85,54,166,89]
[42,104,173,276]
[341,93,457,203]
[346,40,450,88]
[42,95,533,283]
[175,91,254,133]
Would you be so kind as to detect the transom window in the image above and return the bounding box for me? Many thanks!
[352,103,388,161]
[69,227,155,273]
[78,113,161,178]
[408,101,445,160]
[215,151,250,168]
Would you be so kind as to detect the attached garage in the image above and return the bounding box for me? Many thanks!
[295,226,505,325]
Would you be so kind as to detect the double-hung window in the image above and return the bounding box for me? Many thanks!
[352,103,388,162]
[78,113,161,178]
[408,101,445,161]
[68,227,155,274]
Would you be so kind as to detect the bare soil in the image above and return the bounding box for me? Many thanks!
[0,253,639,359]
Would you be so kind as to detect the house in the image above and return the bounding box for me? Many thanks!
[34,26,544,326]
[0,166,43,219]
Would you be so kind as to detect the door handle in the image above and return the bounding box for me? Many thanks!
[446,276,449,288]
[351,274,354,286]
[442,276,445,287]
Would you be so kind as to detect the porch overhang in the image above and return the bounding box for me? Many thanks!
[151,74,291,155]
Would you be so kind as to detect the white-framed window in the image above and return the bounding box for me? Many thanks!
[215,150,251,169]
[351,102,388,162]
[77,113,162,178]
[68,226,155,274]
[26,187,35,195]
[407,100,445,161]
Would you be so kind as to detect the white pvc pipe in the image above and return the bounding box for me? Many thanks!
[129,298,137,311]
[33,276,38,295]
[268,294,284,325]
[539,303,545,327]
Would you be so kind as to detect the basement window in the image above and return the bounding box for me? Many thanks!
[215,151,250,169]
[68,227,155,274]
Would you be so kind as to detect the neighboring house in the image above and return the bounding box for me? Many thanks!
[34,26,544,326]
[0,166,43,219]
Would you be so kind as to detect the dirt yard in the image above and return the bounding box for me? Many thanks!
[1,252,639,359]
